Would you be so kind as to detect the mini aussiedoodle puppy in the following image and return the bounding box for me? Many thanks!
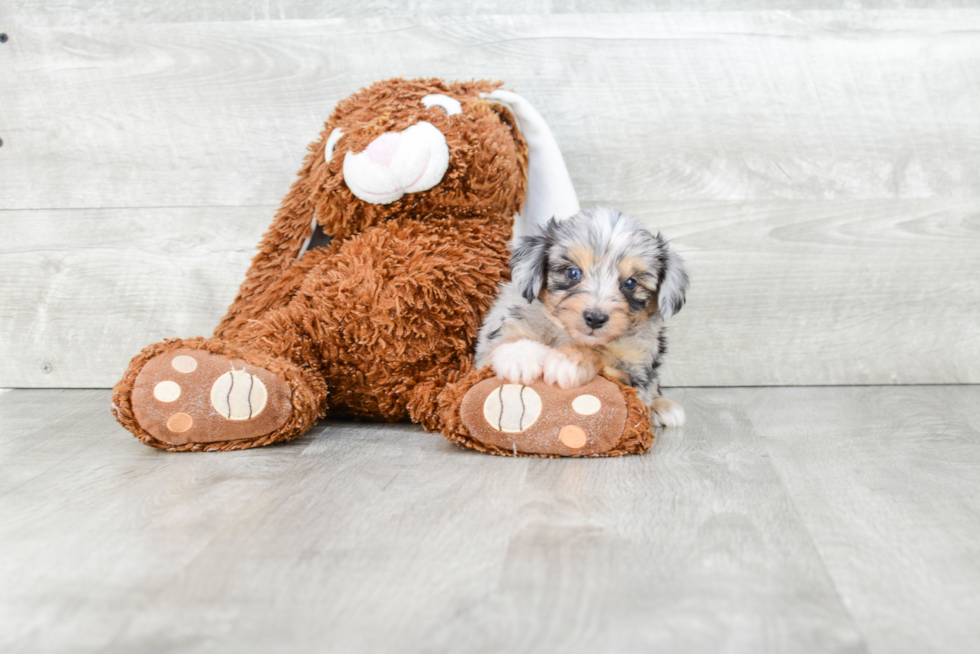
[475,207,689,427]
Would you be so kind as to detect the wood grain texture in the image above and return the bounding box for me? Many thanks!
[3,385,979,652]
[744,385,980,654]
[2,12,979,209]
[2,8,980,388]
[630,199,980,387]
[5,1,977,27]
[0,207,265,388]
[3,200,977,388]
[0,387,860,654]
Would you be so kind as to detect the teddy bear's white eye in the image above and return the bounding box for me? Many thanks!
[324,128,344,163]
[421,94,462,116]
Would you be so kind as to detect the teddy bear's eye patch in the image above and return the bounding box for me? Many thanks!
[324,128,344,163]
[421,94,462,116]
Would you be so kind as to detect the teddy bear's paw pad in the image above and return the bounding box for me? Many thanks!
[131,349,292,445]
[460,376,628,456]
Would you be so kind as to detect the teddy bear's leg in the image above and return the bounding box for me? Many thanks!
[113,243,336,451]
[437,369,655,457]
[113,332,327,452]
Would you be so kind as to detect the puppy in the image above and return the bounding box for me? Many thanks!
[475,207,689,427]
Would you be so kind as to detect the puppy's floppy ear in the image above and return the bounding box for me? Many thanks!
[657,243,689,320]
[511,219,555,303]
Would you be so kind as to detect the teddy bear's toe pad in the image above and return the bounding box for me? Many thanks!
[460,376,628,456]
[132,349,292,445]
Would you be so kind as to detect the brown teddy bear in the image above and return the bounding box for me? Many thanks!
[112,78,655,456]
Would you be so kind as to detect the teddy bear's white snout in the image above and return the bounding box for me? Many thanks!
[343,122,450,205]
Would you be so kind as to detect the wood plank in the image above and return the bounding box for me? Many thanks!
[626,198,980,387]
[6,1,975,27]
[748,385,980,654]
[2,199,978,388]
[0,389,528,653]
[0,207,266,388]
[423,387,864,653]
[0,387,865,653]
[2,12,979,209]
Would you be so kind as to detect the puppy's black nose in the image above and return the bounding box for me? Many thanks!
[583,310,609,330]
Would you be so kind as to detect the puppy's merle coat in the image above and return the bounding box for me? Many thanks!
[475,207,689,427]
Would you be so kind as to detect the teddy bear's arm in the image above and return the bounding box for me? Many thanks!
[214,155,320,340]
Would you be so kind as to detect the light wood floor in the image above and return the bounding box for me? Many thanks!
[2,386,978,654]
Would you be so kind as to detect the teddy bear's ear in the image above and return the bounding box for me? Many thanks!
[481,90,580,239]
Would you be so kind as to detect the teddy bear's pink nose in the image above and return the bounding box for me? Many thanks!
[363,132,401,168]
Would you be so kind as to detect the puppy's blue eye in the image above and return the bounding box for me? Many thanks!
[623,277,638,291]
[566,267,581,280]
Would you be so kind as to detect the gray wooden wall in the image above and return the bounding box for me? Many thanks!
[2,1,979,388]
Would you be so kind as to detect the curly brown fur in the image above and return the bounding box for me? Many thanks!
[216,78,527,340]
[113,78,528,449]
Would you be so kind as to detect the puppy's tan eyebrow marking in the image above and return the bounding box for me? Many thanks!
[567,246,594,272]
[618,256,649,282]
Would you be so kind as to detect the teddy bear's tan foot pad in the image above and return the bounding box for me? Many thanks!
[131,348,292,445]
[460,376,628,456]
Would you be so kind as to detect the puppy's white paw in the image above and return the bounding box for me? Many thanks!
[651,397,686,428]
[490,340,551,385]
[542,349,597,389]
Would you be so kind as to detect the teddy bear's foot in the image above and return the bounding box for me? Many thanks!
[450,371,653,457]
[129,347,293,448]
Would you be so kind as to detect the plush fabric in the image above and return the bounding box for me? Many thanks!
[438,369,654,457]
[111,77,654,456]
